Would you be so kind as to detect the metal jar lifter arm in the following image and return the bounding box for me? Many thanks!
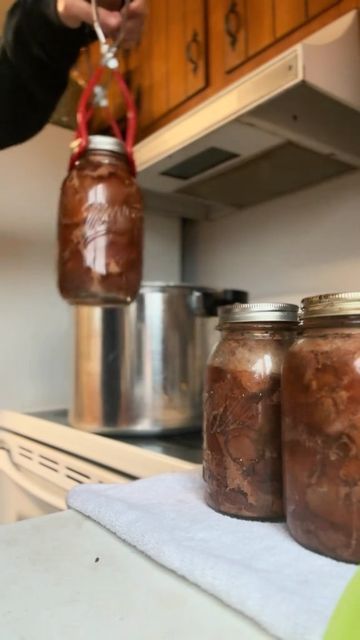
[70,0,137,174]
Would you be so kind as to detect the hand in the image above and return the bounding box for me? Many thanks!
[57,0,146,44]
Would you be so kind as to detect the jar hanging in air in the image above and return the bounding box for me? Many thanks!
[57,135,143,305]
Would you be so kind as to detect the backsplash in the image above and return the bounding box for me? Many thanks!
[185,170,360,305]
[0,125,181,410]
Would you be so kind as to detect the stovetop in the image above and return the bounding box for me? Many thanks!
[28,410,203,465]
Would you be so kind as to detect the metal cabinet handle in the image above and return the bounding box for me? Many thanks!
[225,1,242,50]
[186,30,202,75]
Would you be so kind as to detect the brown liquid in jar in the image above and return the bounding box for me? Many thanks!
[203,321,296,520]
[282,321,360,563]
[58,142,143,305]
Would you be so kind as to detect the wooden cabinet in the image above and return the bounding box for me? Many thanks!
[149,0,168,121]
[121,0,207,130]
[136,0,208,126]
[185,0,208,99]
[221,0,345,75]
[274,0,306,38]
[52,0,208,135]
[148,0,208,115]
[53,0,355,139]
[246,0,274,56]
[223,0,247,72]
[222,0,275,73]
[308,0,341,17]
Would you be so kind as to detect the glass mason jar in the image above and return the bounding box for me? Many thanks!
[282,292,360,563]
[203,303,298,520]
[58,135,143,305]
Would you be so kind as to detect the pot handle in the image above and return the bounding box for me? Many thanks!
[198,289,248,316]
[218,289,248,306]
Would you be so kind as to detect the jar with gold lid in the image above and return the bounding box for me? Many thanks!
[282,292,360,562]
[203,302,298,520]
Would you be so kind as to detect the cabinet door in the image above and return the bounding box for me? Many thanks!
[146,0,168,122]
[246,0,275,57]
[223,0,247,73]
[274,0,306,38]
[184,0,207,98]
[168,4,187,109]
[136,0,207,127]
[307,0,340,17]
[167,0,207,109]
[53,0,207,135]
[131,10,154,130]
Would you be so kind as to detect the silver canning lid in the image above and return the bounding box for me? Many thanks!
[218,302,299,325]
[87,135,125,156]
[301,292,360,318]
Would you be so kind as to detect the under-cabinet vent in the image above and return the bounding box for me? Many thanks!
[179,142,352,209]
[161,147,240,180]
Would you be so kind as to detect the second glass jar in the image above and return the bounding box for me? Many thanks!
[203,303,298,520]
[282,292,360,563]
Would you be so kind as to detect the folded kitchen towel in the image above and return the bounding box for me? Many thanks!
[68,470,357,640]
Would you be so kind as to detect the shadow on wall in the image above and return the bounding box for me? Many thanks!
[0,124,73,242]
[0,231,56,268]
[185,170,360,303]
[0,232,71,412]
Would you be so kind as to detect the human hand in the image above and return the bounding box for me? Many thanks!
[57,0,146,44]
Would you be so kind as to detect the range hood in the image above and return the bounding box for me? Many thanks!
[135,11,360,218]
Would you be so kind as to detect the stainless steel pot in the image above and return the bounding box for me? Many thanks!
[70,283,247,435]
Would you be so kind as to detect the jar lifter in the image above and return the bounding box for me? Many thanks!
[69,0,137,174]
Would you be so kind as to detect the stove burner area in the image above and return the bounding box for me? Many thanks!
[28,410,203,465]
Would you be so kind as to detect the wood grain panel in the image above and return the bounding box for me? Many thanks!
[185,0,207,98]
[168,3,187,109]
[246,0,275,56]
[274,0,306,37]
[308,0,340,17]
[223,0,247,72]
[150,0,168,120]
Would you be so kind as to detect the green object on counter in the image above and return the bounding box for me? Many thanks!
[324,568,360,640]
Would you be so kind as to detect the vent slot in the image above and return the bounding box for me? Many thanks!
[18,452,32,461]
[18,446,33,461]
[65,467,91,481]
[65,475,83,484]
[38,454,59,473]
[39,454,57,465]
[179,142,352,209]
[39,461,58,473]
[19,446,32,454]
[161,147,239,180]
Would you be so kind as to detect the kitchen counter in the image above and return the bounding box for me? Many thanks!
[0,509,272,640]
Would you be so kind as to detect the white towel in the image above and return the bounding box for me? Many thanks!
[68,470,356,640]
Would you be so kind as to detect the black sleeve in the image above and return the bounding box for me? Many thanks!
[0,0,93,150]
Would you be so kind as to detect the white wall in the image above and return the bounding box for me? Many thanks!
[0,125,181,411]
[186,170,360,305]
